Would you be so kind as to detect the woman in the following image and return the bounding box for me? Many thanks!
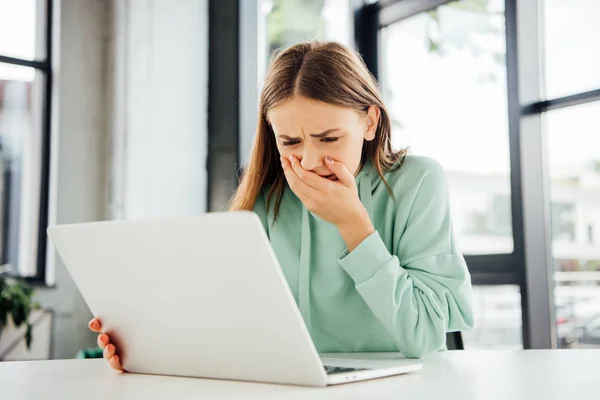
[90,41,474,371]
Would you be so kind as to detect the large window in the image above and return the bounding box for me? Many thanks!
[0,0,51,281]
[381,0,512,255]
[379,0,521,349]
[536,0,600,349]
[546,102,600,349]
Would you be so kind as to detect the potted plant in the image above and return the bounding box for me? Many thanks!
[0,264,40,352]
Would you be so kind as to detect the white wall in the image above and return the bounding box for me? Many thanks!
[36,0,208,360]
[108,0,208,220]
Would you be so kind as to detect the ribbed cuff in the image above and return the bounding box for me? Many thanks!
[338,231,394,284]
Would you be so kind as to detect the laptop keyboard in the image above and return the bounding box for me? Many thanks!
[324,365,367,375]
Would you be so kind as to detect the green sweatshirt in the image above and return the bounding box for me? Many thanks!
[253,155,474,358]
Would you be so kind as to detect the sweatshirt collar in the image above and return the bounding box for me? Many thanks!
[297,159,375,333]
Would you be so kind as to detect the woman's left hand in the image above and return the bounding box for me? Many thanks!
[281,155,374,251]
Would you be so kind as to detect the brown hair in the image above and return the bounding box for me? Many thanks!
[228,41,407,217]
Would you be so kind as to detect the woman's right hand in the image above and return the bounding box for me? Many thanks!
[89,318,124,371]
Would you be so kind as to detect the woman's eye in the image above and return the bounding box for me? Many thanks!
[321,137,339,143]
[282,140,300,147]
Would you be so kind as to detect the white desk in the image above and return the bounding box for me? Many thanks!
[2,350,599,399]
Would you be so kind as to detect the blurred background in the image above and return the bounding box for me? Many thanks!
[0,0,598,361]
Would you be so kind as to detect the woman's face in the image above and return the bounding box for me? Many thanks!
[268,96,380,180]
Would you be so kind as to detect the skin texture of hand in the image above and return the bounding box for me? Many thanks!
[281,154,374,252]
[89,318,124,372]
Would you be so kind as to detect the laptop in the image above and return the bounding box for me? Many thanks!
[47,211,423,387]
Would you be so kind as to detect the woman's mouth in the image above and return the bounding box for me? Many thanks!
[320,174,338,181]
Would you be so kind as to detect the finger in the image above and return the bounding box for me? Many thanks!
[325,157,355,187]
[103,343,116,360]
[109,355,124,372]
[288,155,329,191]
[281,157,318,200]
[89,318,102,333]
[97,333,109,349]
[281,157,308,198]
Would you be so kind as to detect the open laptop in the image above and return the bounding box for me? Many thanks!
[47,211,422,387]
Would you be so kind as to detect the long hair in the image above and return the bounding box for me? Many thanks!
[228,41,407,217]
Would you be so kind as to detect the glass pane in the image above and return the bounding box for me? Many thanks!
[546,101,600,349]
[543,0,600,99]
[262,0,351,64]
[381,0,513,255]
[462,285,523,349]
[0,63,43,277]
[0,0,38,60]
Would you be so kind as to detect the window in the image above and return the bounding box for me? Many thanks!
[462,285,523,349]
[546,101,600,349]
[0,0,51,280]
[490,195,512,236]
[0,0,38,60]
[543,0,600,99]
[239,0,353,165]
[373,0,522,349]
[262,0,351,70]
[541,0,600,348]
[550,202,576,243]
[381,0,513,255]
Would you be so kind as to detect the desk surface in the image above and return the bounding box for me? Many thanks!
[2,350,599,400]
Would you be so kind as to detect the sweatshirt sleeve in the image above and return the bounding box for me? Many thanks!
[338,161,474,358]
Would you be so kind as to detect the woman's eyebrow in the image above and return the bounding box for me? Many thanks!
[310,128,341,138]
[278,134,299,140]
[277,128,342,140]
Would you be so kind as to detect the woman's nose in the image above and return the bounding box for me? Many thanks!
[299,151,322,171]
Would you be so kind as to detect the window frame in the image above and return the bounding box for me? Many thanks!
[354,0,600,349]
[0,0,53,284]
[355,0,526,286]
[358,0,540,347]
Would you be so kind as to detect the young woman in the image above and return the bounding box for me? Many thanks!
[90,41,474,371]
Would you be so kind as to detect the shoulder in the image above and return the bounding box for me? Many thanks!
[383,155,447,192]
[399,154,444,175]
[377,156,451,226]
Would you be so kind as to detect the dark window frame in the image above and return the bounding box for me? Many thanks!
[353,0,600,349]
[354,0,525,287]
[0,0,53,284]
[207,0,240,212]
[356,0,533,346]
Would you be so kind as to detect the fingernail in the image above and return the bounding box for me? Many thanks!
[289,155,294,162]
[326,157,334,164]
